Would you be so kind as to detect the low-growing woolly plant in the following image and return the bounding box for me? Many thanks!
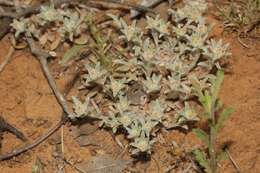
[192,70,234,173]
[9,0,231,156]
[70,0,231,156]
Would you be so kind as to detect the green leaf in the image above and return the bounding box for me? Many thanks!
[216,107,234,132]
[60,44,86,66]
[193,128,210,147]
[191,76,212,119]
[203,90,212,117]
[193,149,210,171]
[211,70,224,102]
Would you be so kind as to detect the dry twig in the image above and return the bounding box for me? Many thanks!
[0,0,14,6]
[226,148,241,173]
[0,35,80,160]
[0,45,14,73]
[0,116,26,142]
[26,35,70,115]
[130,0,165,18]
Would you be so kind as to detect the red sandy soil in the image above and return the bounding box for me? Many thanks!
[0,1,259,173]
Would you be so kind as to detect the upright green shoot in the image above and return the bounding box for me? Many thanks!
[192,70,234,173]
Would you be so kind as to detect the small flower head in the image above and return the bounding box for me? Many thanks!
[146,15,169,37]
[11,19,27,38]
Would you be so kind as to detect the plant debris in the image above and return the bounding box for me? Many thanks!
[75,154,131,173]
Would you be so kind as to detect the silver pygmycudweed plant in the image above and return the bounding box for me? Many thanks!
[10,0,232,156]
[70,0,231,156]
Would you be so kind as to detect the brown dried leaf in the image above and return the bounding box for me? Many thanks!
[70,123,99,138]
[47,32,56,42]
[50,34,61,50]
[76,155,131,173]
[11,36,27,49]
[39,33,48,47]
[76,135,100,147]
[74,34,89,45]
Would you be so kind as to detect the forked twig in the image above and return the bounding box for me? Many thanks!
[0,34,79,161]
[237,36,250,48]
[26,35,70,115]
[0,73,79,161]
[0,116,66,160]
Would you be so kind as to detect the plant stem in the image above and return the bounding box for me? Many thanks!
[209,126,217,173]
[209,99,217,173]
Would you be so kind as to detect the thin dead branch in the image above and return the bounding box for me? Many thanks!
[91,0,155,13]
[130,0,165,18]
[0,0,14,6]
[0,17,12,40]
[226,148,241,173]
[0,116,65,161]
[0,70,79,160]
[0,116,26,141]
[0,36,80,160]
[0,45,14,73]
[26,35,70,115]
